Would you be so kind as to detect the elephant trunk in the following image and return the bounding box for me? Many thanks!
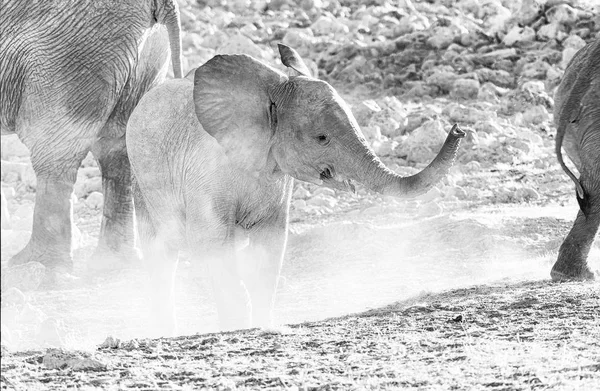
[351,124,466,199]
[156,0,183,78]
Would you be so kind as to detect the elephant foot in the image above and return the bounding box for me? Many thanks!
[87,245,142,272]
[8,241,73,272]
[550,260,595,282]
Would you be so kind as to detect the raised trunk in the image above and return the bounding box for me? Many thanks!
[355,124,465,199]
[158,0,183,79]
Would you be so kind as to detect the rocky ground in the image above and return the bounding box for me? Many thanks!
[1,0,600,389]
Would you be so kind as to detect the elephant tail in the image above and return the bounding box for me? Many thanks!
[555,123,586,203]
[156,0,183,79]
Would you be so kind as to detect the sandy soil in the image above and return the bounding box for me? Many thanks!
[1,279,598,390]
[1,195,599,389]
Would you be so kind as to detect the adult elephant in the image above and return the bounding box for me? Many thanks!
[127,44,465,334]
[552,38,599,281]
[0,0,182,273]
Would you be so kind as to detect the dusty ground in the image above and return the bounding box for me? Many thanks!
[2,0,600,389]
[1,196,599,389]
[1,279,598,390]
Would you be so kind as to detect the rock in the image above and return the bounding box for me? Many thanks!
[443,103,489,123]
[84,176,102,196]
[462,160,481,174]
[292,199,307,211]
[501,80,553,114]
[520,60,550,79]
[502,26,536,47]
[537,22,562,41]
[293,186,311,199]
[179,7,198,30]
[80,152,97,168]
[514,127,544,146]
[484,2,512,34]
[475,68,514,88]
[371,138,398,157]
[183,46,215,71]
[514,187,540,202]
[560,35,587,68]
[521,105,551,125]
[448,186,468,200]
[307,194,337,208]
[427,26,459,50]
[353,100,382,127]
[0,135,30,160]
[1,161,35,188]
[477,82,507,102]
[310,15,349,36]
[282,28,315,56]
[516,0,545,26]
[217,33,265,59]
[425,70,458,93]
[313,188,335,197]
[361,126,383,143]
[85,191,104,210]
[1,262,46,292]
[80,166,100,179]
[546,4,578,26]
[450,78,480,100]
[562,34,587,50]
[42,349,106,371]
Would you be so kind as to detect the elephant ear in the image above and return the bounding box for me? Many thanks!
[194,54,286,169]
[278,44,313,77]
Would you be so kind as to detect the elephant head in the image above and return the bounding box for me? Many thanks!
[193,44,465,198]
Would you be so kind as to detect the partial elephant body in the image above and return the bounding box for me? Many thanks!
[127,45,464,335]
[553,38,600,281]
[128,79,292,333]
[0,0,182,271]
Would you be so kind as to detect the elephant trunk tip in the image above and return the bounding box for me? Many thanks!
[449,123,466,140]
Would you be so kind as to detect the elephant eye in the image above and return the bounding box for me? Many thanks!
[316,134,329,145]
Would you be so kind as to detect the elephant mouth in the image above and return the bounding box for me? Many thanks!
[320,166,356,193]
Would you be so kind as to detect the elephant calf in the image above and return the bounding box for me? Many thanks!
[127,44,465,335]
[552,38,600,281]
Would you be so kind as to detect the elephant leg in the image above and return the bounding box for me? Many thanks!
[9,145,87,272]
[205,248,252,332]
[89,135,138,269]
[147,241,179,338]
[552,175,599,281]
[241,215,288,329]
[133,180,181,337]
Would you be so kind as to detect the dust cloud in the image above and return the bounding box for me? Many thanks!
[4,194,596,353]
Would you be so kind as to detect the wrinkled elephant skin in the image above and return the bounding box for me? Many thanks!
[0,0,183,273]
[127,44,464,336]
[553,38,600,281]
